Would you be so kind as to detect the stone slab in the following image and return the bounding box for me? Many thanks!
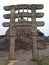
[4,4,43,11]
[2,21,44,27]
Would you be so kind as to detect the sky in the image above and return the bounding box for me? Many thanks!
[0,0,49,36]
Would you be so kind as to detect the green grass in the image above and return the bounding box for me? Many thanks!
[0,60,8,65]
[0,61,6,65]
[38,56,49,65]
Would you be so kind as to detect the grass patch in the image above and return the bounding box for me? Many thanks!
[38,56,49,65]
[0,60,7,65]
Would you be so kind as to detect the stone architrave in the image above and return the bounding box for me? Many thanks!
[3,21,44,27]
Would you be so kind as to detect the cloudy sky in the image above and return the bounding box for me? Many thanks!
[0,0,49,36]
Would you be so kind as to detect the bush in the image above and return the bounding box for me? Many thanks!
[39,57,49,65]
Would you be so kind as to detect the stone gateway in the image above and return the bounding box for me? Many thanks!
[2,4,44,61]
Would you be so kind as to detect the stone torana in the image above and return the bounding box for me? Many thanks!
[1,4,45,61]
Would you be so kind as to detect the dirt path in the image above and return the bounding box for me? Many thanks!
[8,60,17,65]
[0,45,49,65]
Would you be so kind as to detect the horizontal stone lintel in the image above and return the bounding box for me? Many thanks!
[3,13,44,19]
[2,21,45,27]
[4,4,44,11]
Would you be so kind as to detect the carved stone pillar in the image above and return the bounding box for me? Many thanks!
[31,5,38,61]
[9,5,16,60]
